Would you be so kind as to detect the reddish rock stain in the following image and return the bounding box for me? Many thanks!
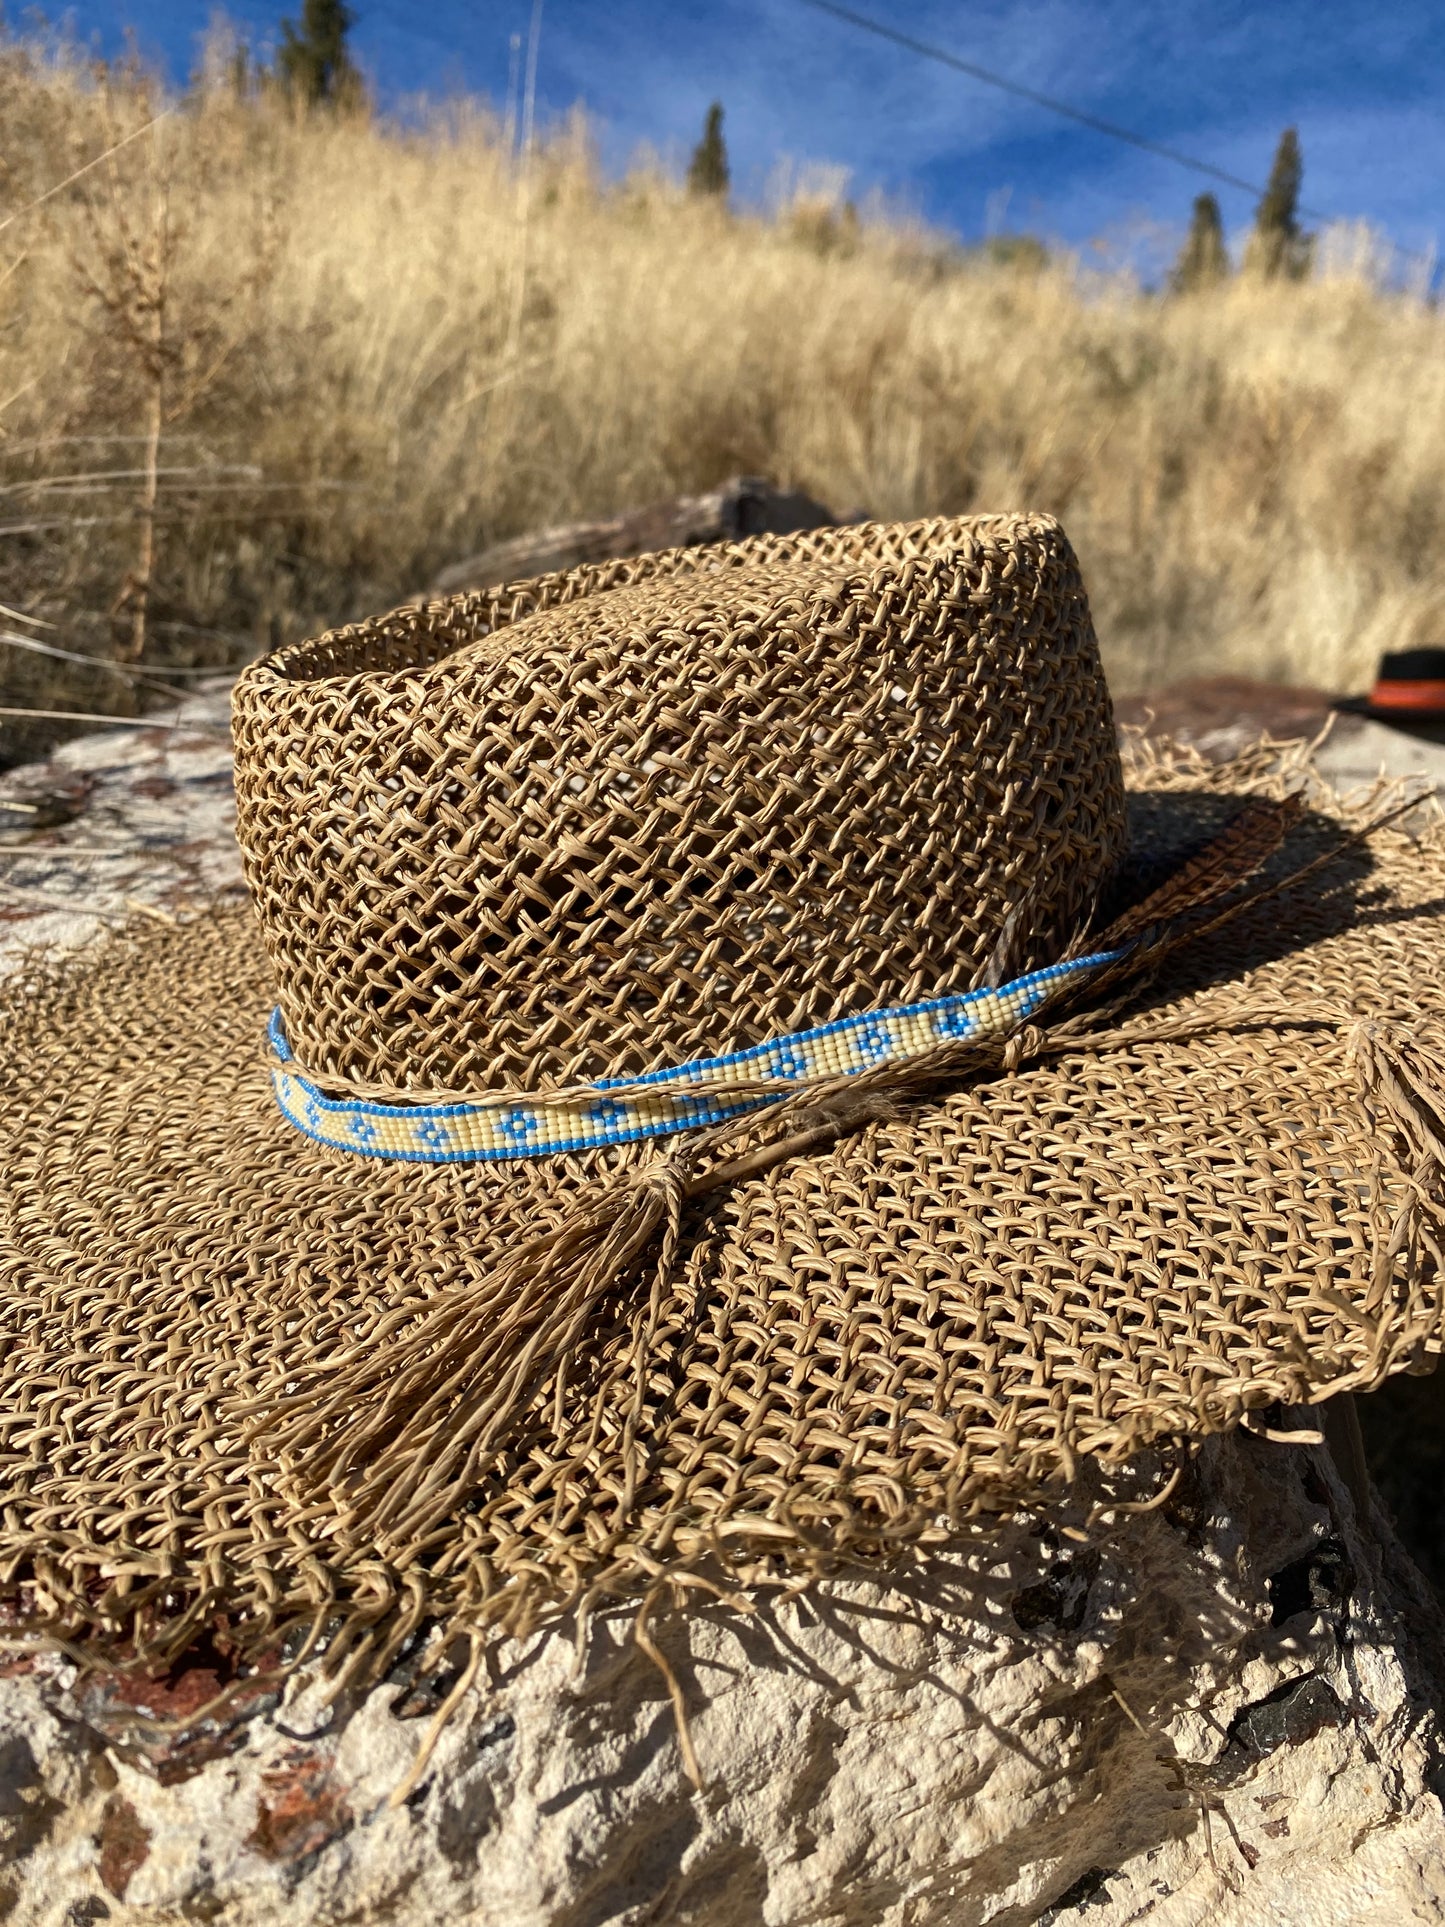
[98,1793,152,1898]
[248,1750,353,1863]
[99,1663,227,1723]
[71,1646,283,1784]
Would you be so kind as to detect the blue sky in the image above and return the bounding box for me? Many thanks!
[49,2,1445,269]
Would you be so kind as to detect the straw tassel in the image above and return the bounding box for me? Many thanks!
[251,1084,951,1545]
[253,1044,1038,1544]
[255,1158,689,1529]
[248,789,1420,1548]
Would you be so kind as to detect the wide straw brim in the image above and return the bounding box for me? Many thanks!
[2,740,1444,1676]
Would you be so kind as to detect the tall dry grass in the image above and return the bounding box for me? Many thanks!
[0,39,1441,761]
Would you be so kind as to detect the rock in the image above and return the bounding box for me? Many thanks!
[0,762,91,834]
[0,679,241,979]
[3,1424,1445,1924]
[424,476,862,599]
[1112,676,1342,762]
[1311,713,1445,797]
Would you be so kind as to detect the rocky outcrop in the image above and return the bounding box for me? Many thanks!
[0,680,239,977]
[3,1426,1444,1924]
[423,475,861,599]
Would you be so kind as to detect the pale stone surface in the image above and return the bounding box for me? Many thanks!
[1313,713,1445,796]
[0,680,240,976]
[2,1428,1444,1924]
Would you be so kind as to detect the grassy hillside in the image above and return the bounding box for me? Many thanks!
[0,42,1440,760]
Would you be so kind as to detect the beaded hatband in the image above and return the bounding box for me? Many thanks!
[269,946,1128,1163]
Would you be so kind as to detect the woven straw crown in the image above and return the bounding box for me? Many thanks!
[232,514,1126,1095]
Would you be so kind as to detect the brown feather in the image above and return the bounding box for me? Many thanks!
[1094,795,1305,950]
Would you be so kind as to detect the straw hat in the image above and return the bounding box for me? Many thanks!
[2,512,1443,1691]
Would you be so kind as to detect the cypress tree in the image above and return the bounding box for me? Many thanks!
[1172,193,1229,292]
[277,0,364,110]
[1247,128,1311,280]
[687,102,730,200]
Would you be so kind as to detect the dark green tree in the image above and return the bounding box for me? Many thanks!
[1247,128,1311,280]
[1171,192,1229,292]
[228,40,254,99]
[687,102,730,199]
[983,232,1049,272]
[276,0,364,110]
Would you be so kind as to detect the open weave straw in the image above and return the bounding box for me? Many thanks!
[244,791,1345,1551]
[1,516,1444,1710]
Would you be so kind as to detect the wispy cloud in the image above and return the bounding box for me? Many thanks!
[55,0,1445,259]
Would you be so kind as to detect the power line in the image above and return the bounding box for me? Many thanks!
[0,110,173,237]
[797,0,1329,221]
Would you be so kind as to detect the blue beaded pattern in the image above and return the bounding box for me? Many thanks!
[269,946,1128,1164]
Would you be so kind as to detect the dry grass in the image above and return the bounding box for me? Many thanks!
[0,39,1441,762]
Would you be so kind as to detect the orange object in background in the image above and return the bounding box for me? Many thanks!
[1368,677,1445,712]
[1347,650,1445,720]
